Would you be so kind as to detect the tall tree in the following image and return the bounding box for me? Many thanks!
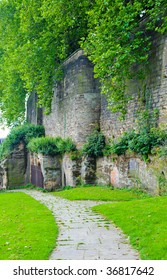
[0,0,26,125]
[0,0,93,125]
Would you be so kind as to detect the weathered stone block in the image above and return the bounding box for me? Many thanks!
[0,143,27,189]
[96,153,167,195]
[62,154,81,187]
[81,156,96,185]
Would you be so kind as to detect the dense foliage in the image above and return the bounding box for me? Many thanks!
[0,124,45,159]
[0,1,167,125]
[82,130,105,157]
[0,0,92,125]
[27,136,76,156]
[82,0,167,115]
[104,128,167,161]
[103,108,167,160]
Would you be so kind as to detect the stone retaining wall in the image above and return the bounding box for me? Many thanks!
[96,154,167,195]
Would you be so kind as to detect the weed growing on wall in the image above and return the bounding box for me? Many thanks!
[153,143,167,158]
[82,130,105,157]
[104,109,167,161]
[104,131,135,156]
[104,128,167,161]
[69,150,82,161]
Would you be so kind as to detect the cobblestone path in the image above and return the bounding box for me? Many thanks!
[20,190,139,260]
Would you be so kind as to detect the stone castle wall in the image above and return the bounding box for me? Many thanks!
[27,39,167,144]
[101,34,167,140]
[25,38,167,193]
[43,50,101,148]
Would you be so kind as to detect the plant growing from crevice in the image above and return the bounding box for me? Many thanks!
[69,150,82,161]
[82,130,105,157]
[103,130,135,156]
[103,109,167,161]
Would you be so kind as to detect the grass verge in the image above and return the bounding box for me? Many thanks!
[92,196,167,260]
[0,192,58,260]
[52,186,148,201]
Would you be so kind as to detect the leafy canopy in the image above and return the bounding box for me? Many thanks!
[0,0,92,125]
[81,0,167,115]
[0,0,167,125]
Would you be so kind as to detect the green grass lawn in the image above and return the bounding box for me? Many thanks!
[52,186,147,201]
[0,192,58,260]
[2,186,165,260]
[93,196,167,260]
[52,185,167,259]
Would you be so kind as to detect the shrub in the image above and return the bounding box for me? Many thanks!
[128,128,167,159]
[106,128,167,161]
[27,136,76,156]
[82,130,105,157]
[103,130,135,156]
[27,137,60,156]
[56,137,77,153]
[0,124,45,159]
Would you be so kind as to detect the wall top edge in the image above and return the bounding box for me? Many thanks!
[63,49,85,66]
